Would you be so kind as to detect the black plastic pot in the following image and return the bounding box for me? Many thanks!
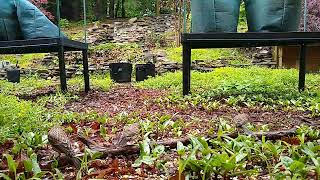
[136,63,156,82]
[109,63,132,83]
[7,69,20,83]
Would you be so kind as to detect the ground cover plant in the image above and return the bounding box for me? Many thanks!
[0,67,320,179]
[165,47,250,64]
[0,54,46,69]
[138,67,320,116]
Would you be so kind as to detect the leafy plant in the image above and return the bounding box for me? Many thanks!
[133,135,165,167]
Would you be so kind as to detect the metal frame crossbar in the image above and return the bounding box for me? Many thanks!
[0,38,90,92]
[181,32,320,95]
[0,0,89,93]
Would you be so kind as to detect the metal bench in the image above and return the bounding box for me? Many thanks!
[181,32,320,95]
[0,37,90,93]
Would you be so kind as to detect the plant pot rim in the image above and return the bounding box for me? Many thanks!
[6,69,20,71]
[110,62,132,64]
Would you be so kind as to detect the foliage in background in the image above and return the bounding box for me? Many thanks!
[305,0,320,31]
[125,0,154,17]
[238,3,248,32]
[29,0,54,19]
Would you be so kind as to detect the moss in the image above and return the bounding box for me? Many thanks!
[68,74,113,91]
[0,54,46,68]
[165,47,250,64]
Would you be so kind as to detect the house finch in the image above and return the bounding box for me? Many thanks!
[48,126,80,169]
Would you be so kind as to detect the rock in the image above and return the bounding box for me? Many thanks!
[156,51,166,57]
[0,61,11,69]
[39,73,49,79]
[128,17,138,24]
[37,69,49,74]
[259,50,269,55]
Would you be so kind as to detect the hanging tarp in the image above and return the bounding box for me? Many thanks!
[0,0,21,41]
[245,0,302,32]
[191,0,241,32]
[16,0,64,39]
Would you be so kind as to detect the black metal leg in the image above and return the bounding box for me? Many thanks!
[299,44,307,92]
[82,49,90,93]
[58,45,67,92]
[183,43,191,95]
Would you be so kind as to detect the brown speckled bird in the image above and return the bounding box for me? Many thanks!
[48,126,80,169]
[115,123,140,146]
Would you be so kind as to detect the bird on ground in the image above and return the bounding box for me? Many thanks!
[115,123,140,146]
[48,126,81,169]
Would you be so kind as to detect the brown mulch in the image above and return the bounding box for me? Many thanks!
[16,86,58,100]
[65,86,320,132]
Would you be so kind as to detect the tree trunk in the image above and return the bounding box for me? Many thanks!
[109,0,115,18]
[156,0,160,16]
[121,0,125,17]
[95,0,104,19]
[115,0,120,18]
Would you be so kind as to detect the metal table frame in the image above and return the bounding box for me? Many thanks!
[0,38,90,93]
[182,32,320,95]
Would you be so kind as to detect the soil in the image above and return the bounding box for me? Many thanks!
[65,85,319,133]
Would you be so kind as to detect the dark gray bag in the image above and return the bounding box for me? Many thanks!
[0,0,21,41]
[191,0,241,32]
[245,0,302,32]
[16,0,64,39]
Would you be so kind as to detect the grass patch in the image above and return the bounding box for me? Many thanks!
[165,47,249,64]
[137,67,320,115]
[0,94,50,143]
[0,54,46,68]
[0,75,53,95]
[69,74,113,91]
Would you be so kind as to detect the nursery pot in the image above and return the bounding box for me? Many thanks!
[6,69,20,83]
[191,0,241,32]
[136,63,156,82]
[245,0,302,32]
[109,63,132,83]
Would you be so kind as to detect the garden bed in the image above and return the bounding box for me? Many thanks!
[1,67,320,179]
